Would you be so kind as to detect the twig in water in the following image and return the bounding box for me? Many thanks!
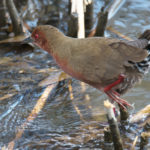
[104,100,123,150]
[95,7,108,37]
[6,0,24,36]
[131,136,138,150]
[107,26,132,41]
[119,104,129,121]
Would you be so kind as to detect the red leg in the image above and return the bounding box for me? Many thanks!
[104,74,125,92]
[104,74,132,109]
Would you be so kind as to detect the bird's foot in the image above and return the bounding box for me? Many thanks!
[105,90,132,110]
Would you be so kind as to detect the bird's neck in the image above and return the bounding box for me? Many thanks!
[38,33,65,55]
[49,35,72,58]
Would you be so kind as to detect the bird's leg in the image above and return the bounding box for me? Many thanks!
[104,74,132,109]
[104,74,125,92]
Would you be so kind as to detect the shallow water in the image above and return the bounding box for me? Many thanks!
[0,0,150,149]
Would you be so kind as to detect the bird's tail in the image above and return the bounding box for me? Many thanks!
[136,30,150,74]
[126,30,150,49]
[126,30,150,74]
[139,30,150,41]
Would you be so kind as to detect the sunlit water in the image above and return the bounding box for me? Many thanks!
[0,0,150,149]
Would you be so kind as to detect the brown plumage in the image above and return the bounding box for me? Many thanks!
[30,25,150,109]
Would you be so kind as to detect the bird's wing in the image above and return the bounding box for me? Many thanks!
[68,38,148,86]
[109,42,148,62]
[125,39,148,49]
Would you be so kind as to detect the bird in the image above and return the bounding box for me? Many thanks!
[25,25,150,109]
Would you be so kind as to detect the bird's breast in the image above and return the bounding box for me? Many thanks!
[53,53,86,81]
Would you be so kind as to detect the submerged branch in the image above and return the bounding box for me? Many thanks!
[6,0,24,36]
[104,100,123,150]
[95,7,108,37]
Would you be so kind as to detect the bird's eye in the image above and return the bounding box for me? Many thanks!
[35,34,39,39]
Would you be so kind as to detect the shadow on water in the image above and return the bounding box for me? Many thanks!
[0,0,150,149]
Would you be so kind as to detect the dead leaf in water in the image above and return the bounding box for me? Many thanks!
[38,71,71,87]
[0,57,12,64]
[0,93,15,101]
[129,104,150,128]
[0,35,28,44]
[37,68,58,73]
[0,34,33,48]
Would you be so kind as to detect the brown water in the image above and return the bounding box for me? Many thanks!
[0,0,150,149]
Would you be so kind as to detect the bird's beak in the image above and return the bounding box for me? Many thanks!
[22,37,34,44]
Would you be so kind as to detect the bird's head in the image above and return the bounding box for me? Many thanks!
[23,25,64,53]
